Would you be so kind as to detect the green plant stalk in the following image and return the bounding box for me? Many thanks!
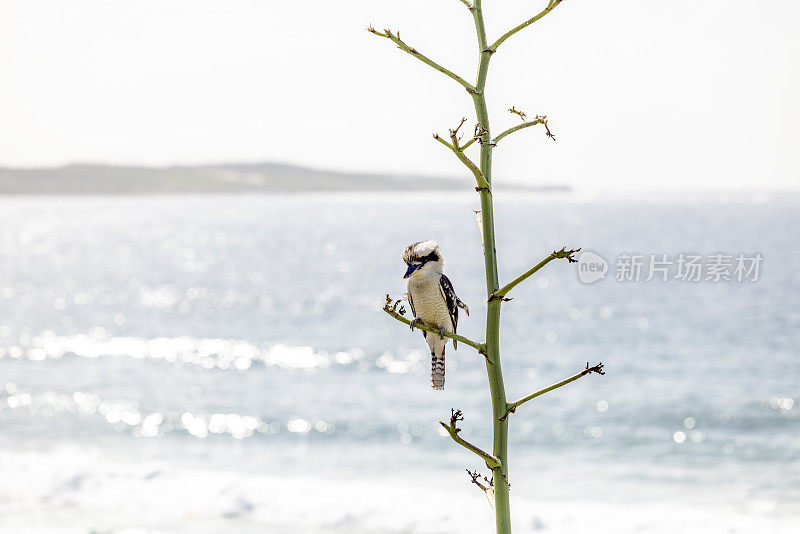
[469,2,511,531]
[368,2,590,532]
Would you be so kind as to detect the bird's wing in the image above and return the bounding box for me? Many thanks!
[439,274,459,349]
[407,292,416,317]
[407,292,426,340]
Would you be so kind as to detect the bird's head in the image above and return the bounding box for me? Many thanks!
[402,240,443,278]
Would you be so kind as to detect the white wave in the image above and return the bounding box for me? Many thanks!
[0,446,797,534]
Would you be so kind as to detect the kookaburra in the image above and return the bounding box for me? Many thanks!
[403,240,469,390]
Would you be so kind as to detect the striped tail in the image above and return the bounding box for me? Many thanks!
[431,353,445,390]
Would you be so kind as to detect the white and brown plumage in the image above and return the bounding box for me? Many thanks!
[402,240,469,390]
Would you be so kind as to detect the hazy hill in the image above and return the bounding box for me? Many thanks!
[0,163,569,194]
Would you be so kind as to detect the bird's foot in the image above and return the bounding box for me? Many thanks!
[438,326,446,340]
[410,318,422,331]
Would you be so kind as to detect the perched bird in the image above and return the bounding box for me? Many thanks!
[403,240,469,390]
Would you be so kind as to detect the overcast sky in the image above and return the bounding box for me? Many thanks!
[1,0,798,190]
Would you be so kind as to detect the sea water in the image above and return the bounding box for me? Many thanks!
[0,191,798,533]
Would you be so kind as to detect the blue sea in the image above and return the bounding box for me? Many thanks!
[0,191,798,533]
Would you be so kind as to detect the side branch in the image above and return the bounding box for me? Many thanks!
[433,118,491,190]
[367,27,476,92]
[440,409,502,469]
[490,246,579,302]
[383,295,487,354]
[501,362,605,421]
[493,115,555,145]
[488,0,564,52]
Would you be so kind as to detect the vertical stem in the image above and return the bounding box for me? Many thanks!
[471,3,511,532]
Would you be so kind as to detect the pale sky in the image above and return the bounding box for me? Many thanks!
[1,0,798,190]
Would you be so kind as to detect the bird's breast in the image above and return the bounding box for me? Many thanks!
[407,277,452,331]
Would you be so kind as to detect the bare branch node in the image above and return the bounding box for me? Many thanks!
[449,117,468,145]
[508,106,527,121]
[554,246,580,263]
[451,408,464,428]
[537,115,556,141]
[466,469,491,492]
[585,362,605,375]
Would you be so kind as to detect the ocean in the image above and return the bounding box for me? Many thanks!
[0,191,798,533]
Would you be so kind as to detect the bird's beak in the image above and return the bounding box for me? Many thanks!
[403,263,422,279]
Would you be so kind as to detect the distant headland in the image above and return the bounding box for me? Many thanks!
[0,163,570,194]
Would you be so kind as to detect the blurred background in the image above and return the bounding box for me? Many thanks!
[1,1,798,533]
